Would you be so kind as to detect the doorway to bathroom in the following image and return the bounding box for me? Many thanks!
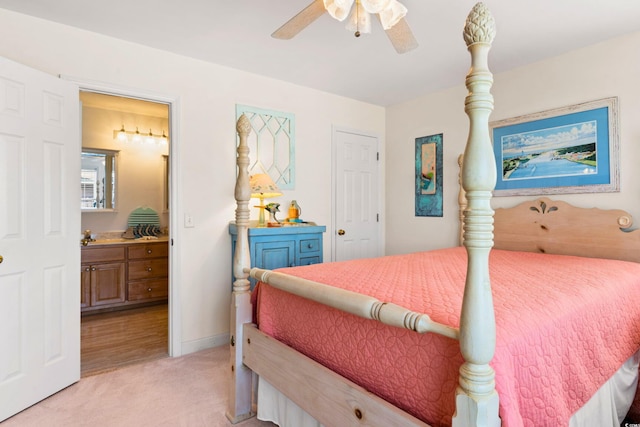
[78,90,173,376]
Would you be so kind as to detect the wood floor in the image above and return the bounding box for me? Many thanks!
[81,303,168,377]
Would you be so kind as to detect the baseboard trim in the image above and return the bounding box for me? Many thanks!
[180,332,230,355]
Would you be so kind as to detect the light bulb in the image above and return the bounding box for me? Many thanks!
[117,125,127,142]
[132,127,142,143]
[146,129,155,145]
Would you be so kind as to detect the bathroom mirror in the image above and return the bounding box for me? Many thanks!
[81,148,119,210]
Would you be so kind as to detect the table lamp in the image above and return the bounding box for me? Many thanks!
[250,174,283,227]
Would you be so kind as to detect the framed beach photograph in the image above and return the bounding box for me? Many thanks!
[415,133,443,217]
[490,97,619,196]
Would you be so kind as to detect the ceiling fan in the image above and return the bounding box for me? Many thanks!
[272,0,418,54]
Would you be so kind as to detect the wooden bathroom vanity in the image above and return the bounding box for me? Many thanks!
[81,239,168,313]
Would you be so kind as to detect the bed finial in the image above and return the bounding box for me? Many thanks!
[236,113,252,135]
[463,2,496,47]
[453,3,500,427]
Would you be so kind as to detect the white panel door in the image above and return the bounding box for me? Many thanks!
[0,56,80,421]
[334,129,380,262]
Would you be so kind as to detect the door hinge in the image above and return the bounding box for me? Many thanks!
[377,213,379,222]
[377,152,379,161]
[171,238,174,246]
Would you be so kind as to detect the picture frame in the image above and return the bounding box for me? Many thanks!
[490,97,619,196]
[415,133,443,217]
[236,104,295,190]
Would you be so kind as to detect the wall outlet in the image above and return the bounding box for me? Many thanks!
[184,213,195,228]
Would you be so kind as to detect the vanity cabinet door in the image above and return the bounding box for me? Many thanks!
[80,265,91,309]
[81,245,126,312]
[90,262,126,307]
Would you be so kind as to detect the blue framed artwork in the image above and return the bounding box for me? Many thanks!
[491,97,619,196]
[415,133,443,217]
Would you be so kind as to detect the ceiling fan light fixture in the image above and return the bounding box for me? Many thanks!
[379,0,407,30]
[323,0,354,21]
[273,0,417,54]
[346,2,372,35]
[360,0,392,14]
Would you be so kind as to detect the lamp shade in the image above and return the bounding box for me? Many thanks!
[250,174,282,199]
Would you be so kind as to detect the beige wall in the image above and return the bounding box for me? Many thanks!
[385,31,640,255]
[0,9,385,354]
[81,105,170,233]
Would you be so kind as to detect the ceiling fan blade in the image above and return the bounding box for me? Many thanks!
[384,18,418,54]
[272,0,327,40]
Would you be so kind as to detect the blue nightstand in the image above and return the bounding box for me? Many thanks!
[229,223,326,288]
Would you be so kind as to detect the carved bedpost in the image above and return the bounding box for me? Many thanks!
[227,114,255,423]
[457,154,467,246]
[452,3,500,427]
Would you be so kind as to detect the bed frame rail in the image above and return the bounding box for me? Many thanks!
[249,267,459,340]
[243,323,430,427]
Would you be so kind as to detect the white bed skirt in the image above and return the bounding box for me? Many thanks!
[257,351,639,427]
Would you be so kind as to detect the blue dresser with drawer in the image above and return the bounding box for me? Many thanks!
[229,223,326,288]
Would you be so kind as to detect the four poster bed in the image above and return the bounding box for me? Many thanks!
[228,3,640,426]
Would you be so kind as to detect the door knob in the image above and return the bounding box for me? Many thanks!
[338,229,346,236]
[0,255,3,264]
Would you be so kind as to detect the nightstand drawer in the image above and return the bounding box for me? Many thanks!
[299,255,321,266]
[299,238,321,253]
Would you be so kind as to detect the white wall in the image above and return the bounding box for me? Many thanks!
[386,31,640,255]
[0,9,385,353]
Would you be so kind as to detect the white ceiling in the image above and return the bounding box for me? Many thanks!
[1,0,639,106]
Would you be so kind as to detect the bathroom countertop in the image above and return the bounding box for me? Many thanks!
[81,235,169,247]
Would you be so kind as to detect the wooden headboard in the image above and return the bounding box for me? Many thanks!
[493,197,640,263]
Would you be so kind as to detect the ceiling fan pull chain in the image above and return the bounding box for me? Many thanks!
[355,0,361,37]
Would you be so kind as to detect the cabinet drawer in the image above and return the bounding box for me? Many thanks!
[128,258,168,280]
[128,279,168,301]
[128,243,169,259]
[81,246,126,263]
[299,238,321,253]
[299,255,321,266]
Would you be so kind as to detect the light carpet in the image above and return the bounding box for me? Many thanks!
[2,346,275,427]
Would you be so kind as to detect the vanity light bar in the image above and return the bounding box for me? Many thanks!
[113,125,168,145]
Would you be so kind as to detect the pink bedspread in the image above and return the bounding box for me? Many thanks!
[254,247,640,426]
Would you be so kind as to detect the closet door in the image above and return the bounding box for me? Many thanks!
[0,56,80,421]
[334,128,381,262]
